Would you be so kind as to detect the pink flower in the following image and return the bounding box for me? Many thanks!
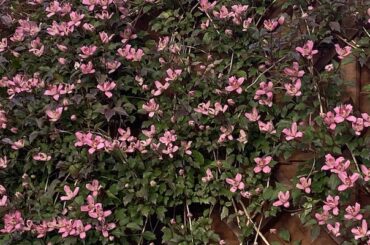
[273,191,290,208]
[253,156,272,174]
[33,152,51,161]
[86,180,102,197]
[159,130,177,146]
[361,165,370,181]
[97,81,116,98]
[202,168,214,183]
[245,107,260,122]
[46,107,63,122]
[213,6,229,19]
[225,76,244,94]
[284,79,302,97]
[80,61,96,74]
[142,99,161,118]
[82,0,96,11]
[242,18,253,31]
[323,111,337,130]
[165,68,182,82]
[105,60,121,73]
[0,109,7,129]
[80,195,96,213]
[315,210,330,225]
[323,195,340,215]
[199,0,217,12]
[60,185,79,201]
[362,113,370,127]
[96,222,116,237]
[295,40,318,59]
[117,44,144,61]
[325,64,334,72]
[333,104,356,123]
[284,62,305,80]
[327,222,341,237]
[46,1,61,17]
[99,31,114,44]
[69,11,85,27]
[263,19,278,31]
[258,120,276,134]
[218,126,234,143]
[89,203,112,222]
[29,37,44,57]
[344,203,362,220]
[338,172,359,191]
[11,139,25,150]
[0,156,8,169]
[254,81,273,107]
[351,219,370,240]
[70,220,91,239]
[335,44,351,59]
[225,173,245,192]
[0,195,7,207]
[0,38,7,52]
[151,81,170,96]
[157,36,170,51]
[83,23,95,31]
[79,45,97,59]
[0,211,24,233]
[282,122,304,141]
[95,10,113,20]
[296,177,311,193]
[352,118,365,136]
[237,129,248,144]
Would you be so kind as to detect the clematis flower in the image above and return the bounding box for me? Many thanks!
[315,210,330,225]
[142,99,161,117]
[323,195,340,215]
[263,19,278,31]
[323,111,337,130]
[96,222,116,238]
[11,139,25,150]
[0,38,7,52]
[151,81,170,96]
[60,185,79,201]
[46,107,63,122]
[29,37,44,57]
[86,180,102,197]
[0,195,7,207]
[333,104,356,123]
[0,211,24,233]
[165,68,182,82]
[70,220,91,239]
[237,129,248,144]
[157,36,170,51]
[284,79,302,97]
[80,61,95,74]
[344,203,362,221]
[351,219,370,240]
[245,107,260,122]
[242,18,253,31]
[89,203,111,221]
[273,191,290,208]
[202,168,214,183]
[338,172,359,191]
[258,120,276,134]
[46,1,61,17]
[334,44,351,59]
[82,0,97,11]
[99,31,114,44]
[225,76,244,94]
[282,122,304,141]
[254,81,273,107]
[352,118,365,136]
[327,222,341,237]
[97,81,116,98]
[295,40,318,59]
[68,11,84,27]
[361,165,370,181]
[33,152,51,161]
[80,195,96,213]
[284,62,305,80]
[362,113,370,127]
[79,45,97,59]
[199,0,217,12]
[218,126,234,143]
[253,156,272,174]
[117,44,144,61]
[296,177,311,193]
[225,173,245,192]
[0,156,8,169]
[213,6,229,19]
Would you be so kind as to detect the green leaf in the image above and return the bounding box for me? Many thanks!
[220,206,229,220]
[279,229,290,242]
[311,225,320,241]
[142,231,156,240]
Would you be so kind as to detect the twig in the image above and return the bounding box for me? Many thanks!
[346,144,361,173]
[253,217,263,245]
[228,52,234,75]
[231,198,242,229]
[238,201,271,245]
[204,11,220,34]
[245,55,287,91]
[138,216,149,245]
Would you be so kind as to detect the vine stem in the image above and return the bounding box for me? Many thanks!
[238,201,271,245]
[231,198,242,229]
